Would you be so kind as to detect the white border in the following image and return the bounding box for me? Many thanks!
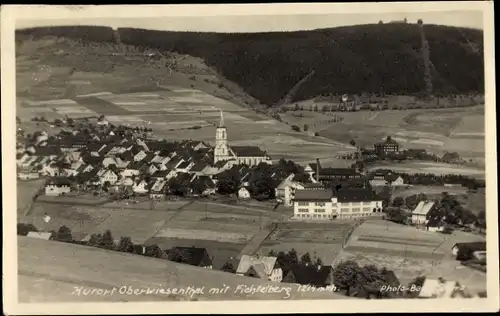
[2,2,498,314]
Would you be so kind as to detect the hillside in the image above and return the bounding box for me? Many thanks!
[17,237,347,302]
[16,24,484,106]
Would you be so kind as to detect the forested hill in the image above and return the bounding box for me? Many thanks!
[16,24,484,106]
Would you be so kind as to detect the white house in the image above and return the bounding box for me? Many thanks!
[45,177,71,196]
[275,174,305,207]
[133,180,149,195]
[292,188,383,220]
[236,255,283,282]
[121,165,141,178]
[99,170,119,185]
[411,201,435,226]
[149,179,167,199]
[238,187,251,199]
[41,162,60,177]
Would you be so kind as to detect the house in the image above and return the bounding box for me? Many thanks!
[192,175,217,196]
[116,177,134,187]
[121,162,142,177]
[417,278,467,299]
[411,201,436,226]
[293,187,383,220]
[282,264,334,288]
[386,174,405,186]
[451,242,486,257]
[45,177,72,196]
[374,136,400,154]
[99,169,118,185]
[148,163,160,175]
[238,187,251,199]
[133,150,147,162]
[41,162,60,177]
[275,174,306,207]
[168,247,213,269]
[102,157,118,168]
[236,255,283,282]
[149,179,167,200]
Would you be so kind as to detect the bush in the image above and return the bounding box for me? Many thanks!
[17,223,38,236]
[291,125,301,132]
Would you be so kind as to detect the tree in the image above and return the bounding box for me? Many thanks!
[117,236,134,253]
[333,260,362,295]
[303,124,309,132]
[87,233,102,247]
[216,167,241,195]
[190,177,208,196]
[221,261,236,273]
[391,197,404,207]
[99,230,115,250]
[378,186,392,208]
[349,140,356,147]
[300,252,312,265]
[168,176,188,196]
[291,125,301,132]
[145,244,163,258]
[314,257,324,266]
[67,118,75,125]
[167,248,184,263]
[476,210,486,231]
[55,225,73,242]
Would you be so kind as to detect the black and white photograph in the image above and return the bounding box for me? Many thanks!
[2,2,498,314]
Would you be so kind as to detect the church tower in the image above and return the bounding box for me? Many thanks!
[214,110,230,164]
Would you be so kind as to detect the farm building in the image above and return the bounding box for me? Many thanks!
[292,187,383,220]
[213,110,272,167]
[411,201,436,226]
[374,136,400,154]
[44,177,71,196]
[369,171,405,187]
[236,255,283,282]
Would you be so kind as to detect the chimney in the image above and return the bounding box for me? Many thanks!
[316,158,320,182]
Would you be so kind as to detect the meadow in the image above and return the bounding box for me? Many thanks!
[18,237,346,302]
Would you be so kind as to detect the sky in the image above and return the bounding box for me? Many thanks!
[16,11,483,33]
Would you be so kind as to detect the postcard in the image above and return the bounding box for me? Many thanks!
[2,2,498,314]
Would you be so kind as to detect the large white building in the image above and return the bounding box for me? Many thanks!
[292,188,383,220]
[213,110,272,167]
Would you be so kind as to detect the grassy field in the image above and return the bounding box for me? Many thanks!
[17,237,347,302]
[16,180,45,218]
[282,106,485,161]
[391,185,469,198]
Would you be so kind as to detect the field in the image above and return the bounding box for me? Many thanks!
[390,185,469,199]
[281,105,485,162]
[16,180,45,218]
[257,221,355,265]
[339,220,486,291]
[17,237,347,302]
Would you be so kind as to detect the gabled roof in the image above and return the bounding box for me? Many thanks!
[176,161,191,169]
[230,146,267,157]
[190,162,208,172]
[170,247,212,267]
[294,189,333,201]
[336,188,378,203]
[385,174,401,182]
[236,255,278,276]
[196,175,216,188]
[412,201,435,216]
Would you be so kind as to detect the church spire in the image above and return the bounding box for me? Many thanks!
[219,109,224,127]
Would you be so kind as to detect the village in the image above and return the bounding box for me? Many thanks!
[16,108,487,300]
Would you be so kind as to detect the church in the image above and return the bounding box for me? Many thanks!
[213,111,272,167]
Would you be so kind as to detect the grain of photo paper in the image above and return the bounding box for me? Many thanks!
[2,2,498,314]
